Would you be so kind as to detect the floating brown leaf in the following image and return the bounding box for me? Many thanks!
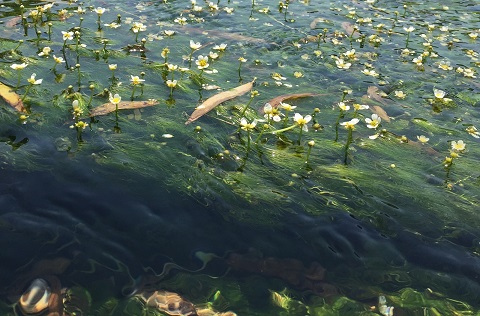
[89,100,159,117]
[261,92,322,113]
[371,105,391,122]
[341,22,359,37]
[185,79,255,125]
[367,86,389,105]
[0,82,26,113]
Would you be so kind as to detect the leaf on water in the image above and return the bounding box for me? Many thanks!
[341,22,359,37]
[372,105,391,122]
[261,93,322,113]
[6,16,22,28]
[367,86,389,105]
[0,82,26,113]
[89,99,159,117]
[185,79,255,125]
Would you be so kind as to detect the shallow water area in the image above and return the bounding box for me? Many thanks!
[1,0,480,315]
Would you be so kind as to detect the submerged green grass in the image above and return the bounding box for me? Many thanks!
[0,0,479,314]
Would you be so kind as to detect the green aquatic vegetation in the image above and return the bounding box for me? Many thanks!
[1,0,480,314]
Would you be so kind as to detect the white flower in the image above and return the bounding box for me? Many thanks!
[340,118,359,129]
[27,73,42,85]
[451,140,466,152]
[62,31,74,41]
[353,103,369,110]
[362,69,379,77]
[365,114,381,129]
[394,90,406,99]
[94,7,106,15]
[38,47,51,57]
[166,79,177,88]
[240,117,257,131]
[335,58,352,69]
[109,93,121,105]
[338,102,350,111]
[10,63,28,70]
[213,43,227,51]
[433,88,446,99]
[466,126,480,138]
[53,55,65,64]
[195,55,209,69]
[263,103,282,122]
[109,64,117,70]
[403,26,415,33]
[280,102,296,111]
[293,113,312,131]
[190,40,201,50]
[130,75,145,85]
[131,22,147,33]
[164,30,175,36]
[417,135,429,143]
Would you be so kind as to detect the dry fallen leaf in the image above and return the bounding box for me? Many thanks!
[89,99,159,117]
[341,22,359,37]
[0,82,26,113]
[367,86,389,105]
[261,92,322,113]
[185,79,255,125]
[371,105,391,122]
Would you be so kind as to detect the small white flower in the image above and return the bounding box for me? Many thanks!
[109,93,121,105]
[10,63,28,70]
[293,113,312,132]
[213,43,227,51]
[94,7,106,15]
[27,73,42,85]
[190,40,202,50]
[340,118,360,129]
[451,140,466,152]
[166,79,177,88]
[365,114,381,129]
[417,135,429,143]
[38,47,52,57]
[338,102,350,111]
[433,88,446,99]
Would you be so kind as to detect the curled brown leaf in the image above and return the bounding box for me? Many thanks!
[89,100,159,117]
[185,79,255,125]
[0,82,26,113]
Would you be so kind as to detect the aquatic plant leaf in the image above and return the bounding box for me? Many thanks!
[262,93,322,112]
[185,79,255,125]
[0,82,26,112]
[89,100,159,117]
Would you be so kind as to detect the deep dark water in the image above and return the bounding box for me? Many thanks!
[2,147,480,313]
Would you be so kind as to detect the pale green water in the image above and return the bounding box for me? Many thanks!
[0,0,479,315]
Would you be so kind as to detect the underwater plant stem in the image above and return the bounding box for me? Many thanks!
[16,71,22,90]
[405,33,410,48]
[239,96,254,117]
[334,111,345,142]
[238,63,243,81]
[246,130,251,154]
[343,128,353,165]
[21,83,33,102]
[297,127,303,145]
[305,145,312,164]
[130,85,136,101]
[269,124,297,134]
